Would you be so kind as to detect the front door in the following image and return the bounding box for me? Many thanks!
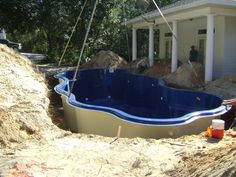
[165,39,172,59]
[198,38,206,65]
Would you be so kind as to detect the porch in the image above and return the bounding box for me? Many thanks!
[126,0,236,82]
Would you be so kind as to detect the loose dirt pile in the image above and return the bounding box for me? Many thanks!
[203,74,236,99]
[124,58,171,77]
[125,59,203,89]
[162,62,204,89]
[123,58,148,73]
[0,45,62,147]
[0,46,235,177]
[79,50,127,70]
[144,59,171,78]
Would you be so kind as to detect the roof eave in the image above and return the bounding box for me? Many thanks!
[124,0,236,27]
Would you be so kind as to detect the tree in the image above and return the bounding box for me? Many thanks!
[0,0,39,37]
[0,0,174,63]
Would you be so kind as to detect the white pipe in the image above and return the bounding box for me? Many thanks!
[149,24,154,66]
[132,28,137,60]
[171,21,178,72]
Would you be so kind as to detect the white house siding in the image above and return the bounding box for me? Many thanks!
[159,18,206,61]
[223,16,236,75]
[158,16,228,79]
[178,18,206,61]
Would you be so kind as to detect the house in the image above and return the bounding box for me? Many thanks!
[125,0,236,82]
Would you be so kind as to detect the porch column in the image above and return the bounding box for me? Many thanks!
[132,27,137,61]
[171,20,178,72]
[205,14,215,82]
[149,24,154,66]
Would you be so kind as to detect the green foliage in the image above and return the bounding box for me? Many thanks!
[0,0,174,64]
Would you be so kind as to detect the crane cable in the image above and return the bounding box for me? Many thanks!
[151,0,176,40]
[122,0,131,61]
[69,0,99,95]
[58,0,88,66]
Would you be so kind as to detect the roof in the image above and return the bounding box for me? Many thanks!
[167,0,236,8]
[125,0,236,26]
[161,0,201,10]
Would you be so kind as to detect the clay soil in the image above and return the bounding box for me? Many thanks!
[0,45,236,177]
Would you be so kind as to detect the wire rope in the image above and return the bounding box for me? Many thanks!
[58,0,88,66]
[69,0,99,95]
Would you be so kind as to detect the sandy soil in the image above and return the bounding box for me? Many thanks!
[0,45,62,147]
[1,134,235,177]
[0,45,236,177]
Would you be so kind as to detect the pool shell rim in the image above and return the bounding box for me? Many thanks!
[54,69,231,126]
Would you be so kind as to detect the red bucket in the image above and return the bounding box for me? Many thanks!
[211,120,225,139]
[212,129,224,139]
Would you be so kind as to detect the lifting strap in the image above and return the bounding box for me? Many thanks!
[58,0,88,66]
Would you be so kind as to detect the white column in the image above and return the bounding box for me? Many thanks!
[171,20,178,72]
[132,27,137,61]
[205,14,215,82]
[149,24,154,66]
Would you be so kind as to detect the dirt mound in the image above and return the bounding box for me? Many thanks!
[202,74,236,99]
[163,62,204,89]
[144,59,171,78]
[0,44,59,147]
[124,58,171,76]
[80,50,127,70]
[165,136,236,177]
[123,58,148,73]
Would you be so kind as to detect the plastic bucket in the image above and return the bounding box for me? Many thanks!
[212,119,225,139]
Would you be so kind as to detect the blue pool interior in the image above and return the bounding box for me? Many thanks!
[55,69,229,125]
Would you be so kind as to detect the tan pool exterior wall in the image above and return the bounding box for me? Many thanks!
[61,96,218,139]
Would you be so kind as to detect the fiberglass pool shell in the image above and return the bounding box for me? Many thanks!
[55,69,230,138]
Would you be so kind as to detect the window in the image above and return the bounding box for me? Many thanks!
[198,29,215,35]
[198,29,207,35]
[165,33,172,37]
